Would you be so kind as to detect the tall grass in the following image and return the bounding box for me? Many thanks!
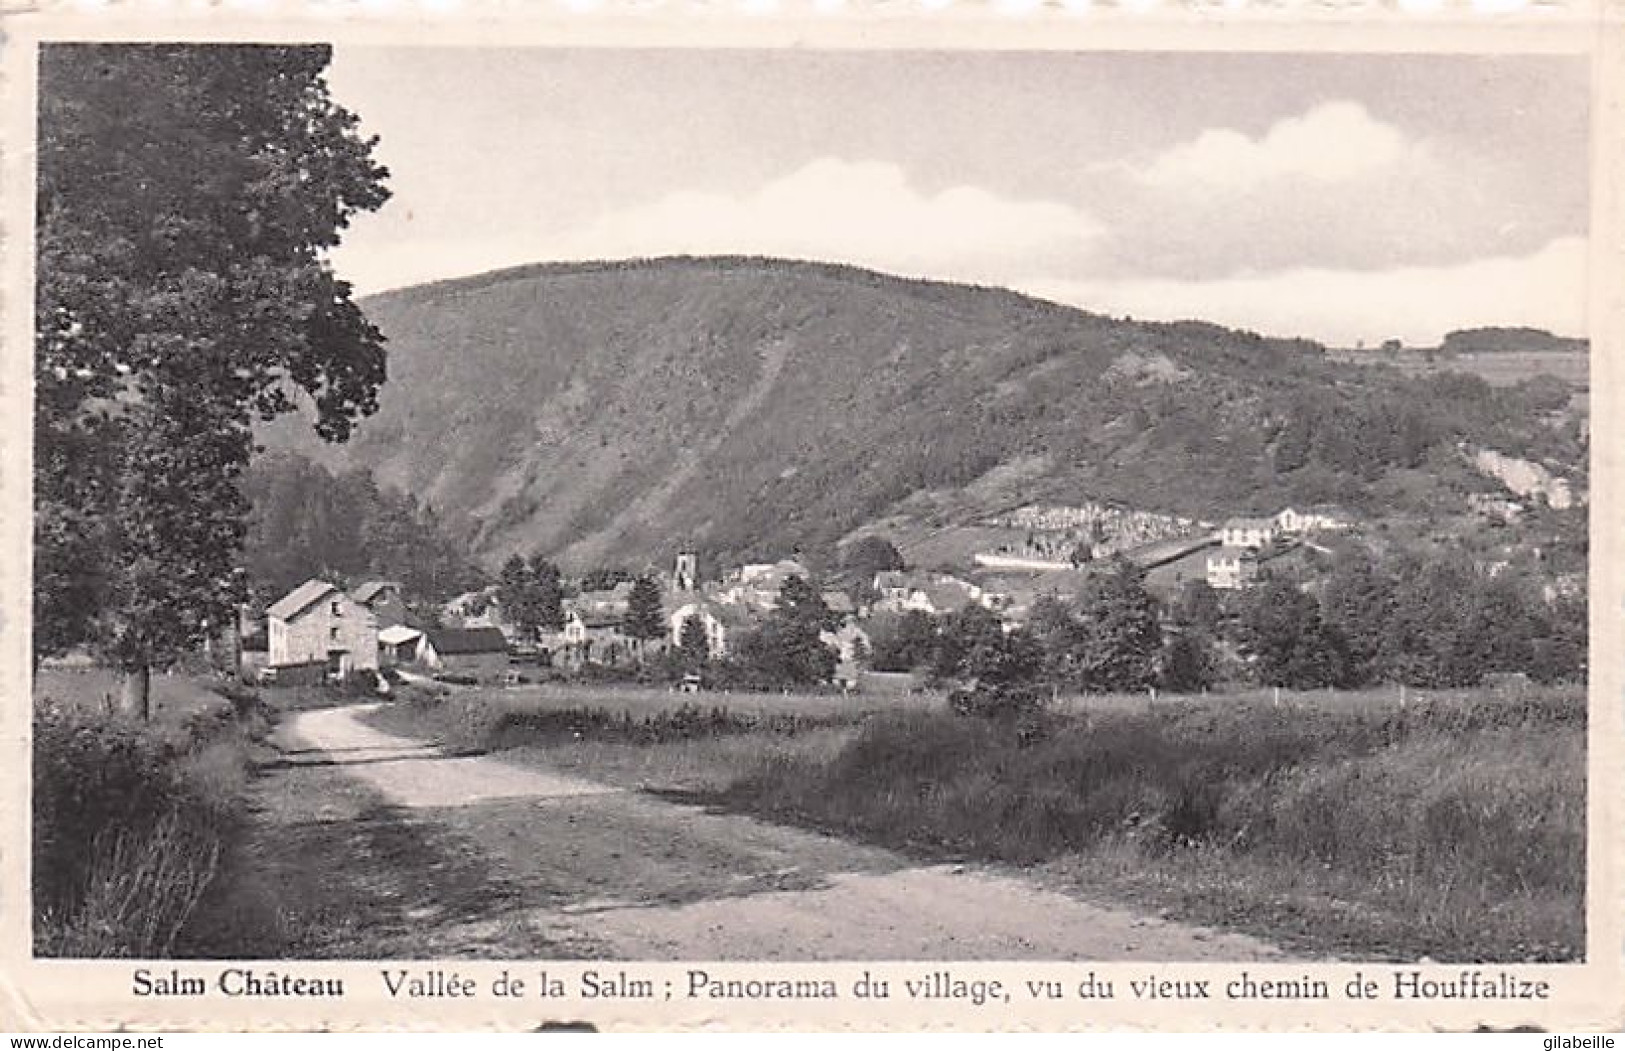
[32,682,268,958]
[376,684,855,755]
[721,687,1585,960]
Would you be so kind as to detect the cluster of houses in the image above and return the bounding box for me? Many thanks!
[244,553,884,686]
[1194,505,1352,591]
[240,579,512,685]
[239,503,1360,686]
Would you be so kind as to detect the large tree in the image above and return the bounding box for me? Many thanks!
[35,44,391,714]
[1070,560,1162,693]
[624,576,667,650]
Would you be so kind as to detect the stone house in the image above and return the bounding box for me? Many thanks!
[266,578,379,676]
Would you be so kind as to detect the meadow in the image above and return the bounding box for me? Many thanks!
[372,679,1585,962]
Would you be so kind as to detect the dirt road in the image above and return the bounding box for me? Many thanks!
[276,704,1287,961]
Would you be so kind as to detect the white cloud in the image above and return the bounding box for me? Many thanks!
[554,158,1102,278]
[1021,236,1586,346]
[334,158,1102,295]
[1134,101,1421,190]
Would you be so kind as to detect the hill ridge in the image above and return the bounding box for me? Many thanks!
[261,255,1584,571]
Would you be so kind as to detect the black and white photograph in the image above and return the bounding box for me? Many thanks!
[10,19,1618,1030]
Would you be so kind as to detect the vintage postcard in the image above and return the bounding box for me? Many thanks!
[1,1,1621,1033]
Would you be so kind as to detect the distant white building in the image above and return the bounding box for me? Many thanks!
[1205,548,1260,591]
[1275,506,1353,535]
[1218,517,1278,549]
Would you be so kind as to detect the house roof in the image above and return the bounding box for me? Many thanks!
[424,627,509,655]
[267,579,339,622]
[577,611,627,630]
[1209,546,1260,563]
[378,624,424,646]
[352,580,400,605]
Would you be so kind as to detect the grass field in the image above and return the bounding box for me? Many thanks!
[1329,349,1589,391]
[372,679,1585,962]
[33,664,234,723]
[480,680,936,719]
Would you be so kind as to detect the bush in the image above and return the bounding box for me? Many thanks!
[32,698,257,957]
[947,681,1048,720]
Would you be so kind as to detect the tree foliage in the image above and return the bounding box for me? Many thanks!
[727,575,839,688]
[493,554,564,642]
[241,452,482,609]
[678,615,711,669]
[1239,579,1351,689]
[841,535,905,581]
[624,576,667,642]
[865,610,939,673]
[1159,631,1215,693]
[34,44,390,711]
[1069,560,1162,692]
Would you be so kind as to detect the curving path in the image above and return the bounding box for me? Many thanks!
[280,703,1289,962]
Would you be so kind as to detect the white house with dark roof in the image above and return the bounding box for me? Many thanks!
[266,578,378,675]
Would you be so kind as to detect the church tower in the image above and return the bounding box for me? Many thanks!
[674,548,698,593]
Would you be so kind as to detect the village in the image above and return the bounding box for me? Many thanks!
[237,502,1365,689]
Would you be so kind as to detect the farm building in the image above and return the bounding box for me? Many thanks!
[377,624,424,666]
[417,627,510,681]
[266,579,379,676]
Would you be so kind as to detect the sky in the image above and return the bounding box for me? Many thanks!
[324,48,1590,347]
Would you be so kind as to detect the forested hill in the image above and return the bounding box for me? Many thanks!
[240,451,486,607]
[258,256,1587,571]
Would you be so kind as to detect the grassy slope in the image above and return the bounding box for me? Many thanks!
[259,256,1581,571]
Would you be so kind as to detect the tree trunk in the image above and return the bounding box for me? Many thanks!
[118,664,151,720]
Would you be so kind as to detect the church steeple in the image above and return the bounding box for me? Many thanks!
[674,548,698,593]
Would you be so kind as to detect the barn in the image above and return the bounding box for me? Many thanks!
[416,627,510,681]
